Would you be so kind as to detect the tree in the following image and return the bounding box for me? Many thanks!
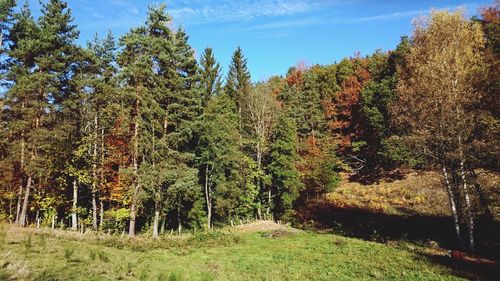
[392,9,486,252]
[199,47,222,107]
[38,0,81,231]
[118,5,201,236]
[198,93,243,228]
[0,0,15,76]
[243,82,276,218]
[268,112,303,220]
[3,1,40,226]
[225,46,251,129]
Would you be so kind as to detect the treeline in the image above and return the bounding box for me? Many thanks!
[0,0,498,249]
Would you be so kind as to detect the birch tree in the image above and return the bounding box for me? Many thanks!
[392,9,486,252]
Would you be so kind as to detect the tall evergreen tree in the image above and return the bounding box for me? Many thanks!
[0,0,15,77]
[118,5,201,236]
[225,46,251,128]
[198,93,243,228]
[268,112,303,221]
[199,47,222,107]
[37,0,81,230]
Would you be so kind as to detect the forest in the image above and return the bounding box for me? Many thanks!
[0,0,499,279]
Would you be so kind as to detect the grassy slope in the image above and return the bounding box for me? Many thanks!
[0,225,466,281]
[326,170,499,218]
[327,171,450,217]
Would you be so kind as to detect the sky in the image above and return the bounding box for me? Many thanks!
[25,0,492,82]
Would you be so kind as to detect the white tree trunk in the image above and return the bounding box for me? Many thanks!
[99,201,104,229]
[153,210,160,238]
[15,137,25,225]
[460,160,474,253]
[204,165,212,229]
[442,166,463,248]
[92,115,98,230]
[71,179,78,231]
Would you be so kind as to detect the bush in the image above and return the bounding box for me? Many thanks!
[100,208,130,234]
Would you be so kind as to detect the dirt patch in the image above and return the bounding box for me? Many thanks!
[231,220,301,234]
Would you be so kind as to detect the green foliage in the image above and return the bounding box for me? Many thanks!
[63,247,74,260]
[269,113,304,220]
[101,208,130,233]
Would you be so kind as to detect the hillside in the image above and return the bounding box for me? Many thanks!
[298,170,500,259]
[1,223,497,281]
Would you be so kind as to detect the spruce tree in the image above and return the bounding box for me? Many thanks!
[225,46,251,128]
[199,47,222,107]
[268,112,303,220]
[198,93,243,228]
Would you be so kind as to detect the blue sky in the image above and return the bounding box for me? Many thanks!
[26,0,492,81]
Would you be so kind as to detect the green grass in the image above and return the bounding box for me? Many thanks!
[0,225,466,281]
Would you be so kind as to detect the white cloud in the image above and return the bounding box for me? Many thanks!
[349,10,426,23]
[169,0,320,24]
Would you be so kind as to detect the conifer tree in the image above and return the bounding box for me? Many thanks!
[268,112,303,220]
[0,0,15,74]
[199,47,222,107]
[118,5,201,236]
[225,46,251,128]
[198,93,243,228]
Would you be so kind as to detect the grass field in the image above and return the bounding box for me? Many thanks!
[0,222,487,281]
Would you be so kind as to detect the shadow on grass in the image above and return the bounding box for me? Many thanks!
[297,199,500,259]
[418,251,499,281]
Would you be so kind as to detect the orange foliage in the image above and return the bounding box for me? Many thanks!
[325,58,371,152]
[481,1,499,23]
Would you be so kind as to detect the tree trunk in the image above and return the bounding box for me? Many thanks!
[35,210,39,229]
[99,200,104,228]
[51,215,55,230]
[460,159,474,253]
[19,175,32,227]
[92,115,98,230]
[15,137,25,225]
[267,188,272,217]
[177,205,182,235]
[129,95,140,237]
[153,210,159,238]
[442,166,463,248]
[160,215,165,234]
[71,179,78,231]
[204,165,212,229]
[129,202,136,236]
[92,192,98,230]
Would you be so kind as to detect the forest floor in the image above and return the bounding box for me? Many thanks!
[1,222,498,281]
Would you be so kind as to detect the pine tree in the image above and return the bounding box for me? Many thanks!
[4,2,42,226]
[36,0,81,230]
[118,5,201,236]
[0,0,15,75]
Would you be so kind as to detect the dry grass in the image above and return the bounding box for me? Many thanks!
[327,171,450,216]
[231,220,301,233]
